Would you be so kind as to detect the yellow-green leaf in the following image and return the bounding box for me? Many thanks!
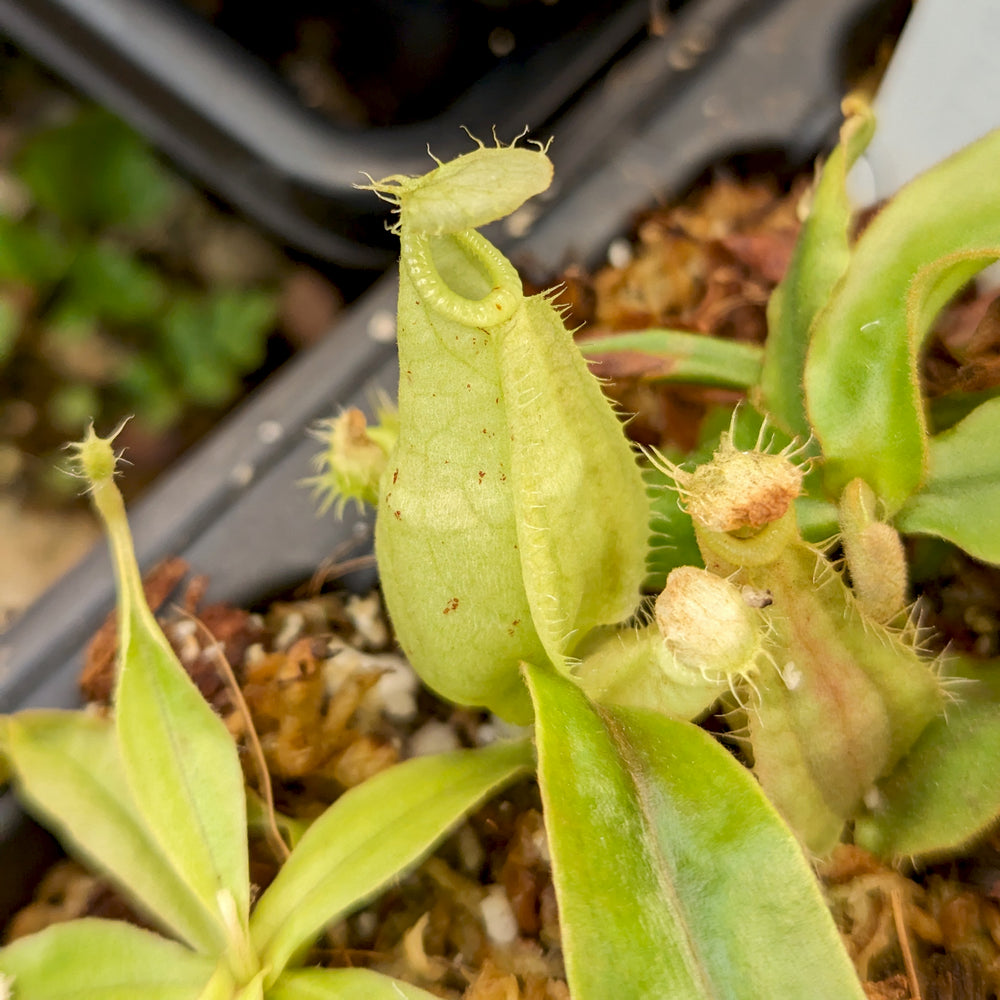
[3,711,224,953]
[526,663,866,1000]
[73,426,250,934]
[251,740,532,982]
[268,968,442,1000]
[0,919,215,1000]
[757,97,874,438]
[896,395,1000,563]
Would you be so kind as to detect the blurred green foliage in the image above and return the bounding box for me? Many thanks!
[17,106,175,228]
[0,105,279,497]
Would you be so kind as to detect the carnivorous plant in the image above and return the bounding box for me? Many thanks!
[312,113,1000,994]
[5,103,1000,1000]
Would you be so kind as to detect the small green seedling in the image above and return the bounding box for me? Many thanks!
[1,106,278,499]
[0,425,531,999]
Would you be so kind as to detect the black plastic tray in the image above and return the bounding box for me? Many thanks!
[0,0,655,268]
[0,0,902,923]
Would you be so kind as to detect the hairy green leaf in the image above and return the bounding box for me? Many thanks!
[251,740,533,982]
[855,662,1000,859]
[896,395,1000,564]
[805,128,1000,511]
[756,98,874,439]
[3,711,225,952]
[0,919,215,1000]
[526,663,866,1000]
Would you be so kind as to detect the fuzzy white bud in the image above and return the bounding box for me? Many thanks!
[655,567,761,683]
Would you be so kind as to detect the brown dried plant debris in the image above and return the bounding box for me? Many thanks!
[820,845,1000,998]
[463,960,569,1000]
[863,975,911,1000]
[565,172,1000,456]
[923,291,1000,399]
[80,556,191,702]
[3,860,153,944]
[79,568,410,806]
[584,177,801,336]
[556,174,804,451]
[551,176,803,344]
[80,557,264,712]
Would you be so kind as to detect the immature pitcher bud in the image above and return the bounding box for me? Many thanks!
[673,433,804,534]
[655,566,762,684]
[838,478,907,623]
[651,431,943,855]
[309,404,398,515]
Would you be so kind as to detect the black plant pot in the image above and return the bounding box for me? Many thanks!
[0,0,656,269]
[0,0,904,926]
